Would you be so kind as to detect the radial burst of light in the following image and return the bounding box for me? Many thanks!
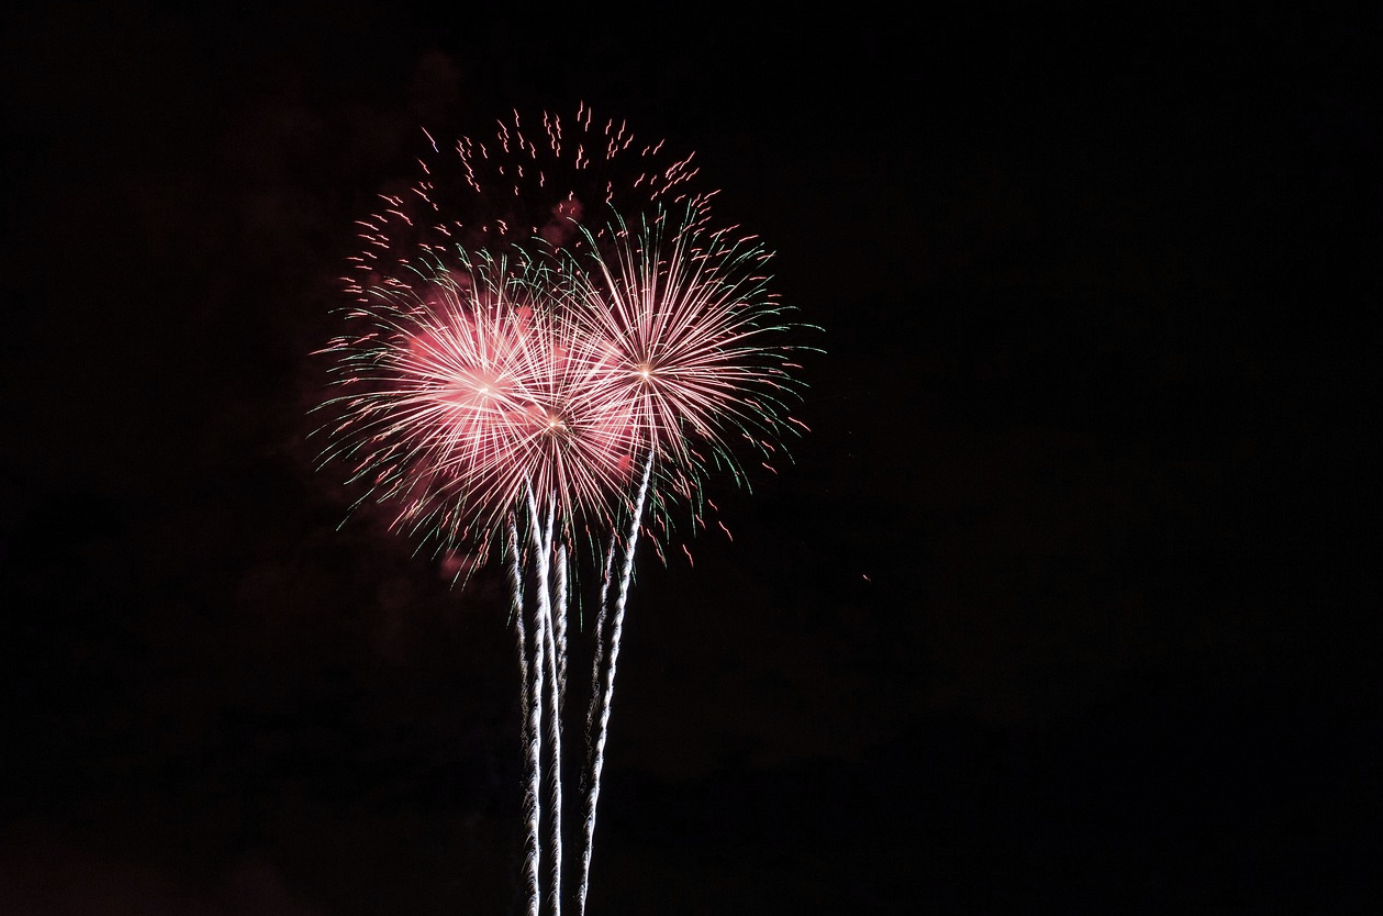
[316,249,640,557]
[558,207,808,502]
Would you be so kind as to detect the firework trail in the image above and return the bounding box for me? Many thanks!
[553,542,569,707]
[316,107,811,916]
[580,531,619,836]
[525,540,546,916]
[581,533,617,788]
[527,494,564,916]
[577,451,652,916]
[507,518,540,916]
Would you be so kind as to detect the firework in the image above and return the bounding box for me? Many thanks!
[316,108,810,916]
[557,208,804,494]
[317,248,640,560]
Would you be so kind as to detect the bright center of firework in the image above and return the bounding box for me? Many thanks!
[637,363,654,381]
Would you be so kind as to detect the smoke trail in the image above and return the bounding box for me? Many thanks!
[540,602,562,916]
[584,533,618,750]
[577,452,654,916]
[551,543,570,914]
[577,530,619,913]
[553,542,569,711]
[526,494,563,916]
[542,585,563,916]
[526,556,546,916]
[582,532,618,792]
[508,517,541,916]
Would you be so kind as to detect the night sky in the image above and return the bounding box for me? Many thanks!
[2,5,1379,914]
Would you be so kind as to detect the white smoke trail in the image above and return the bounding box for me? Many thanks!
[543,588,564,916]
[526,559,546,916]
[554,543,569,710]
[576,529,618,914]
[508,517,541,916]
[576,452,654,916]
[582,532,618,789]
[584,534,618,758]
[550,544,570,914]
[527,494,562,916]
[540,602,562,916]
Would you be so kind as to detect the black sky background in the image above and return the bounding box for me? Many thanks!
[1,5,1379,914]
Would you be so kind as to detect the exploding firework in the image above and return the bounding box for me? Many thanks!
[558,208,806,504]
[315,107,811,916]
[317,247,642,559]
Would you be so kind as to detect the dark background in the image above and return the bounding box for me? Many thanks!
[2,4,1378,914]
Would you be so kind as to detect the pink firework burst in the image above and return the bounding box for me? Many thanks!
[558,207,808,503]
[317,248,641,555]
[318,204,809,559]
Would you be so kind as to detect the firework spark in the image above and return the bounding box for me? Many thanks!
[347,104,716,287]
